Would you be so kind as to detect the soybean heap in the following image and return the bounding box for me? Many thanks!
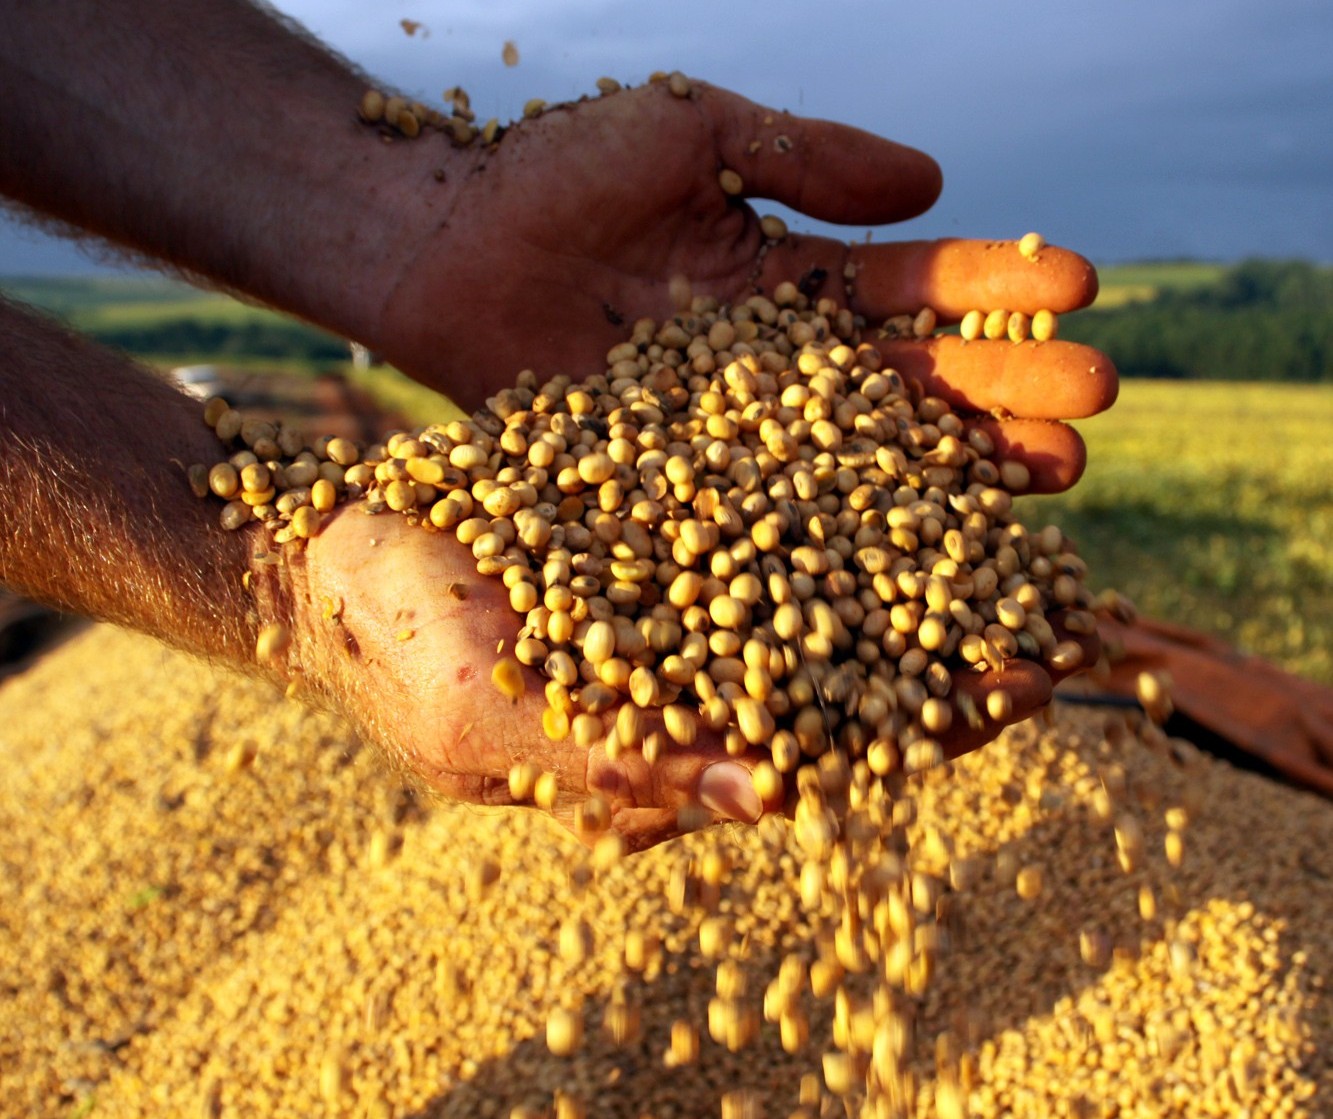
[199,281,1095,803]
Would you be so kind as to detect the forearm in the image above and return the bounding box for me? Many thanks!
[0,0,454,351]
[0,298,261,665]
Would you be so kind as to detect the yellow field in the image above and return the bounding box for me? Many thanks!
[1017,379,1333,685]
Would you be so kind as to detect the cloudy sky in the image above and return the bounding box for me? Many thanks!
[3,0,1330,275]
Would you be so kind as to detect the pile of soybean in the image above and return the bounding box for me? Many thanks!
[199,285,1095,791]
[2,623,1330,1118]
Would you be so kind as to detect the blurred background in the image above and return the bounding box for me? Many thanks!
[3,0,1331,683]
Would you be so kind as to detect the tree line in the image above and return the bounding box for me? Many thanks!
[1060,259,1333,382]
[90,317,349,364]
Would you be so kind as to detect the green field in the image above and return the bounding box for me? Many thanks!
[2,275,347,370]
[1018,380,1333,686]
[4,275,267,326]
[1091,261,1228,309]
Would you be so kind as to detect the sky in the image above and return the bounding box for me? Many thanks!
[3,0,1331,276]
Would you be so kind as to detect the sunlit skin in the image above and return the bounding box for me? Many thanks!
[289,512,1101,853]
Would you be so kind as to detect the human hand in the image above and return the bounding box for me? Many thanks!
[278,506,1098,853]
[277,79,1112,852]
[368,79,1115,493]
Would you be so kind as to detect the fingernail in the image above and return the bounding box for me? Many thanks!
[697,762,762,823]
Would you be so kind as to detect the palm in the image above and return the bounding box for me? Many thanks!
[297,508,761,850]
[379,85,774,405]
[296,505,1095,852]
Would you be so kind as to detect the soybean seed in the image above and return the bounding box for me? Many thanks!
[1018,231,1046,259]
[1031,308,1058,341]
[491,657,526,702]
[983,309,1009,340]
[255,622,290,662]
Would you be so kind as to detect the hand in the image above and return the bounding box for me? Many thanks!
[281,507,1099,853]
[370,80,1115,492]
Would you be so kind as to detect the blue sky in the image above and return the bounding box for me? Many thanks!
[3,0,1330,275]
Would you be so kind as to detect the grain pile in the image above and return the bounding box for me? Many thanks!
[197,283,1089,794]
[1,623,1330,1117]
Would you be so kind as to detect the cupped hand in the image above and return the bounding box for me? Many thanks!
[371,79,1115,491]
[280,508,1098,853]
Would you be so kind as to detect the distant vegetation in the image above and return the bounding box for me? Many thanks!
[86,317,350,363]
[3,275,348,368]
[1065,258,1333,382]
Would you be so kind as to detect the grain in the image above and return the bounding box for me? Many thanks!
[2,628,1329,1118]
[1018,231,1045,260]
[491,656,526,702]
[1006,311,1030,343]
[196,280,1100,796]
[254,621,290,662]
[1030,308,1058,342]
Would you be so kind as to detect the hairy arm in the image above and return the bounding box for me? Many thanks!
[0,0,450,350]
[0,298,262,663]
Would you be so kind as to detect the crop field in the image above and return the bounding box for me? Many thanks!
[1091,261,1228,308]
[4,275,270,327]
[1018,379,1333,686]
[3,275,346,371]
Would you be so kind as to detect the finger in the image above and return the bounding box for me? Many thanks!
[585,729,775,821]
[700,87,942,225]
[977,418,1089,494]
[944,660,1054,759]
[753,233,1098,317]
[850,238,1100,317]
[940,611,1102,763]
[601,806,690,855]
[875,336,1119,420]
